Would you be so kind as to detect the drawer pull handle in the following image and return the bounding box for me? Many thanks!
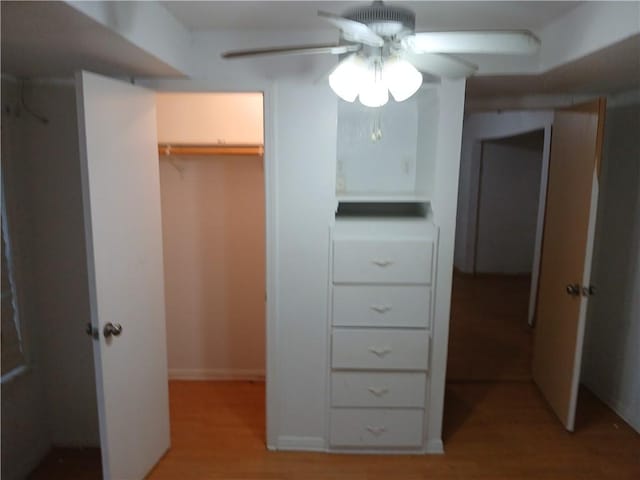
[368,346,392,357]
[371,259,394,267]
[367,387,389,397]
[366,425,387,436]
[370,305,392,314]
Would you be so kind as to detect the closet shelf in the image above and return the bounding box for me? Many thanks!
[158,144,264,157]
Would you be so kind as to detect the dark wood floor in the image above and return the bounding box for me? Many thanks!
[27,274,640,479]
[447,271,533,382]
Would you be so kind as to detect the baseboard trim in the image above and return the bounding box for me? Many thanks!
[426,439,444,454]
[276,436,326,451]
[168,368,265,381]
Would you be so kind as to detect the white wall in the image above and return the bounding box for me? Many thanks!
[454,110,553,273]
[582,93,640,432]
[428,79,467,452]
[156,92,263,145]
[143,28,466,452]
[271,79,337,449]
[1,78,51,480]
[159,155,266,379]
[22,82,100,447]
[1,79,100,480]
[144,28,340,450]
[475,136,543,274]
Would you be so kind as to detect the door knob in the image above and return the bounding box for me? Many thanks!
[566,283,581,296]
[103,322,123,338]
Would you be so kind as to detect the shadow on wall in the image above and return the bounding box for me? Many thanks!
[582,99,640,433]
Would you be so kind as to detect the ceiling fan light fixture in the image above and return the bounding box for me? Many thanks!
[383,57,423,102]
[329,54,367,102]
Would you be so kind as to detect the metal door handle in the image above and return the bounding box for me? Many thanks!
[566,283,581,296]
[103,322,123,338]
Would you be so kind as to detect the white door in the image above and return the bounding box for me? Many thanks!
[532,99,606,431]
[76,71,170,479]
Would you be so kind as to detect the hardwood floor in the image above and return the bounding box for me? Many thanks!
[447,271,533,382]
[148,273,638,479]
[146,380,639,480]
[27,275,640,479]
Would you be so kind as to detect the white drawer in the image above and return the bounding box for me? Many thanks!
[332,329,429,371]
[330,408,423,448]
[333,239,433,284]
[333,285,431,328]
[331,372,426,408]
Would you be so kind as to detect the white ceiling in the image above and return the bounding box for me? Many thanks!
[467,34,640,98]
[161,1,580,32]
[1,1,637,102]
[1,1,182,78]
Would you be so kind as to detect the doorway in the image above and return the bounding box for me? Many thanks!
[0,81,269,479]
[448,129,546,383]
[154,92,268,460]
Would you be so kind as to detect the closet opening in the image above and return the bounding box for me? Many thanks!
[155,92,267,449]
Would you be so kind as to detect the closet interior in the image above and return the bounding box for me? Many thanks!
[155,93,266,393]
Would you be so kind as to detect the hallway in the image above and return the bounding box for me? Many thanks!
[447,271,533,382]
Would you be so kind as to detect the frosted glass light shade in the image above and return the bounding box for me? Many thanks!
[329,54,422,107]
[383,57,423,102]
[329,54,367,103]
[358,60,389,108]
[359,79,389,107]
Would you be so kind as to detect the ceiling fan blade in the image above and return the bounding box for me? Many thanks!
[222,43,360,59]
[401,52,478,79]
[404,30,541,55]
[318,11,384,47]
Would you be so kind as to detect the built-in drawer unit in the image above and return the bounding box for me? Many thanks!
[332,329,430,371]
[331,372,426,408]
[332,285,431,328]
[333,239,433,284]
[329,408,424,448]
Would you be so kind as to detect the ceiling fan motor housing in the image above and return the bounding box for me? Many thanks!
[344,1,416,38]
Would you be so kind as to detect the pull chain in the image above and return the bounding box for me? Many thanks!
[370,56,383,142]
[371,110,382,142]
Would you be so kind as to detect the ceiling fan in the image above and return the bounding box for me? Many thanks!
[222,1,540,107]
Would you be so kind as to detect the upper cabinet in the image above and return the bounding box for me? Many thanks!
[155,92,264,145]
[336,86,439,203]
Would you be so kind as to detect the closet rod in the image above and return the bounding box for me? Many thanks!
[158,144,264,157]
